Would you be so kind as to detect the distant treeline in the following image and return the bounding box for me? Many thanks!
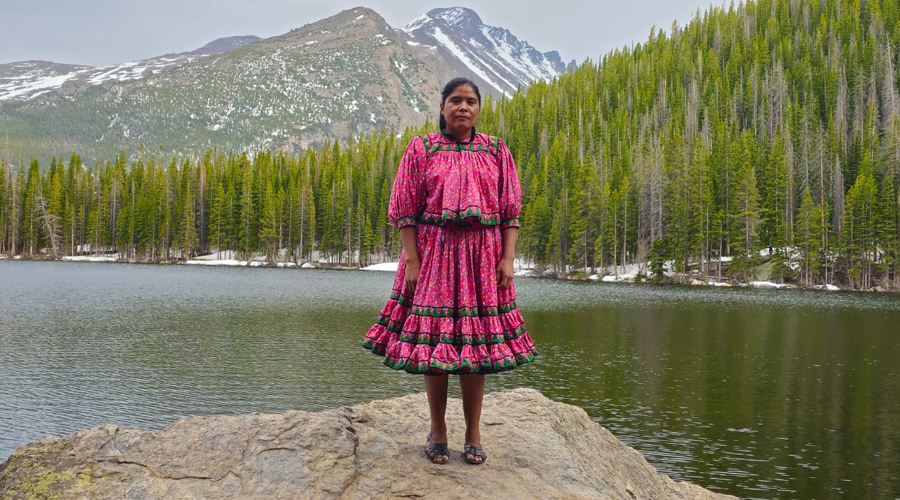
[2,0,900,290]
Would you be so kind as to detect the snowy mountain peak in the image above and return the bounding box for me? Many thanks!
[405,7,483,33]
[402,6,568,97]
[427,7,483,28]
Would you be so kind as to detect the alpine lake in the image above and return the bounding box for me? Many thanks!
[1,260,898,499]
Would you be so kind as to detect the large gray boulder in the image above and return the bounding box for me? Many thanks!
[0,388,735,499]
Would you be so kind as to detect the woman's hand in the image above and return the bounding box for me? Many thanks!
[399,226,420,294]
[496,257,514,289]
[405,257,421,293]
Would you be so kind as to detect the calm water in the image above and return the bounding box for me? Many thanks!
[1,260,899,499]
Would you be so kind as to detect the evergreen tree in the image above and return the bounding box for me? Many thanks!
[260,183,279,263]
[763,132,793,282]
[209,182,226,257]
[21,159,41,255]
[796,187,824,286]
[0,158,8,254]
[875,172,898,285]
[729,160,762,282]
[841,163,877,289]
[237,155,256,259]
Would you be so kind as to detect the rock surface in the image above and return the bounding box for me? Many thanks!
[0,388,735,499]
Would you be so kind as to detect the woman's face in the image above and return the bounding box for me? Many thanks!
[440,84,480,137]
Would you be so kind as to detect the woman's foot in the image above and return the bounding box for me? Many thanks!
[459,373,485,464]
[463,428,484,464]
[424,374,449,463]
[425,428,449,464]
[463,443,487,465]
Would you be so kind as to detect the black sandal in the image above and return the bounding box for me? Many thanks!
[425,434,449,464]
[463,443,487,465]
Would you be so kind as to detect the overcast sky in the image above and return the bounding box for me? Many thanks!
[1,0,720,67]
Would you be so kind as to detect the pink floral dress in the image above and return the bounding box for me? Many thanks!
[363,130,538,374]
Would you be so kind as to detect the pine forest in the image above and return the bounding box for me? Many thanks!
[2,0,900,290]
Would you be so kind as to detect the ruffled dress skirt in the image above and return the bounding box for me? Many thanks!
[363,221,537,374]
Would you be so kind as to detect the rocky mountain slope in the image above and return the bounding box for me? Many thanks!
[0,36,261,102]
[0,7,569,164]
[403,7,571,97]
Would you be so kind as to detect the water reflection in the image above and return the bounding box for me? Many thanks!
[1,261,899,499]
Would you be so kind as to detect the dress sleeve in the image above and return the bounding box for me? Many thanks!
[388,137,427,229]
[497,138,521,230]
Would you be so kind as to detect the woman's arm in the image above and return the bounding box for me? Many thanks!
[401,226,421,293]
[497,227,517,289]
[496,137,520,290]
[389,137,425,294]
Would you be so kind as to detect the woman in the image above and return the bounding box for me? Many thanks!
[363,77,537,465]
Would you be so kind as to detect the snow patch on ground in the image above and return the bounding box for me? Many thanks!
[601,274,637,282]
[185,258,297,267]
[393,60,409,73]
[192,250,238,260]
[1,54,209,101]
[188,249,303,267]
[62,255,117,262]
[361,262,399,272]
[749,281,792,289]
[1,73,76,101]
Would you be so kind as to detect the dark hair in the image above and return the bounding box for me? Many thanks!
[440,77,481,132]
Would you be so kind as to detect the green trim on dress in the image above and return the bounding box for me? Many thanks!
[397,323,529,346]
[389,291,413,308]
[395,215,417,228]
[418,206,501,226]
[500,217,520,229]
[419,133,499,156]
[388,293,517,318]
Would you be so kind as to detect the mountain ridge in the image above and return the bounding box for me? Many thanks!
[403,7,570,97]
[0,6,567,164]
[0,36,264,103]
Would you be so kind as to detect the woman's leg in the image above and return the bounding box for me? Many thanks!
[425,374,449,462]
[459,373,485,463]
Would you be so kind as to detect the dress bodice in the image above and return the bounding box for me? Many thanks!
[388,131,521,230]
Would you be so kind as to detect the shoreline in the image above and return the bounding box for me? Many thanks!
[2,253,897,294]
